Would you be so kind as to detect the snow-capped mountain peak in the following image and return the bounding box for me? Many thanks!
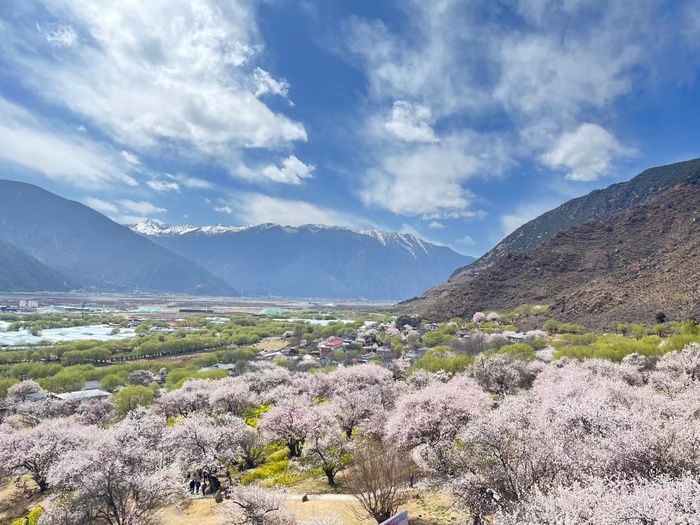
[129,221,435,258]
[130,220,199,236]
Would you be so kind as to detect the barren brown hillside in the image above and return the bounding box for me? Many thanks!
[413,184,700,327]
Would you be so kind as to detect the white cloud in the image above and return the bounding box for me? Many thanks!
[215,205,234,214]
[359,134,506,219]
[493,34,639,128]
[116,199,167,215]
[120,150,141,165]
[428,221,445,229]
[456,235,476,246]
[225,193,375,229]
[344,8,488,115]
[147,180,180,192]
[4,0,307,173]
[343,0,680,215]
[253,67,290,98]
[84,197,167,225]
[167,173,215,190]
[84,197,118,215]
[259,156,315,184]
[541,123,634,181]
[384,100,437,143]
[113,214,152,225]
[0,97,137,189]
[44,24,77,47]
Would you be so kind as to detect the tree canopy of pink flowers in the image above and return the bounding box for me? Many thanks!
[2,343,700,524]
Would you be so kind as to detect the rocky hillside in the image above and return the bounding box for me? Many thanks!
[132,221,473,300]
[414,184,700,327]
[0,180,237,296]
[0,238,74,292]
[450,157,700,279]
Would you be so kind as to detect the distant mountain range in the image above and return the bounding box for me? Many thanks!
[131,220,473,300]
[0,238,74,292]
[411,158,700,326]
[0,180,237,296]
[0,179,472,300]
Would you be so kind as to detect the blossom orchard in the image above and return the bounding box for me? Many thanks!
[2,341,700,524]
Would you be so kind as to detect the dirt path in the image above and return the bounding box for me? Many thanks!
[284,493,356,501]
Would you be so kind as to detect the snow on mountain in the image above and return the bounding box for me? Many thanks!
[127,220,474,300]
[130,221,435,257]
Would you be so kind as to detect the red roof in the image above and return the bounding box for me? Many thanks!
[328,339,343,346]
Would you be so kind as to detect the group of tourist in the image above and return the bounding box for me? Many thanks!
[186,469,228,497]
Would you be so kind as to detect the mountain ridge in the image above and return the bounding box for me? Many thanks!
[0,180,238,296]
[0,238,75,292]
[130,220,447,260]
[131,221,473,300]
[446,157,700,281]
[412,182,700,326]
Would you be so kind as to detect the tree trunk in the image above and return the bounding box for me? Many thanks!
[324,468,336,486]
[288,440,303,458]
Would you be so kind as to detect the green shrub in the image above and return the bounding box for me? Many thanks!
[113,385,155,416]
[553,334,664,362]
[240,459,290,484]
[664,334,700,352]
[0,377,19,399]
[411,347,474,375]
[497,343,536,361]
[543,320,585,334]
[12,508,43,525]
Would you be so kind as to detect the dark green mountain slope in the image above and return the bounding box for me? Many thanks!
[0,238,73,292]
[0,180,237,296]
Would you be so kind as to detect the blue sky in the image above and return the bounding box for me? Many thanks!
[0,0,699,257]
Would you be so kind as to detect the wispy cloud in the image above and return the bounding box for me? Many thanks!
[84,197,119,215]
[3,0,307,185]
[166,173,214,190]
[541,123,636,181]
[0,97,137,189]
[384,101,437,143]
[359,133,506,219]
[116,199,167,215]
[43,24,77,47]
[260,156,315,184]
[120,151,141,166]
[343,0,688,220]
[147,180,180,192]
[219,192,376,230]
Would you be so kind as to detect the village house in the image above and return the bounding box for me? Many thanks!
[198,363,236,374]
[318,338,344,356]
[507,332,527,343]
[51,389,111,402]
